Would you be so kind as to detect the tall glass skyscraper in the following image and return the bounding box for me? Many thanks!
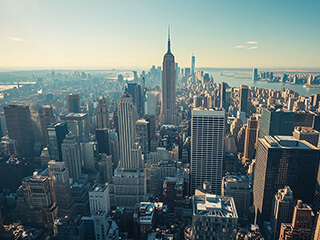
[190,108,225,195]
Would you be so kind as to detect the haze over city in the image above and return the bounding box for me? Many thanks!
[1,0,320,69]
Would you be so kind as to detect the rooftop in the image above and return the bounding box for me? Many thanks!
[223,174,249,184]
[263,135,317,150]
[61,113,88,119]
[193,194,238,218]
[90,183,108,193]
[193,108,225,117]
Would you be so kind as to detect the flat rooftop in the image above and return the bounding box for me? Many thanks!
[193,194,238,218]
[263,135,317,150]
[90,183,108,192]
[193,108,225,117]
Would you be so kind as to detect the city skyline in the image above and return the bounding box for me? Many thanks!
[1,0,320,69]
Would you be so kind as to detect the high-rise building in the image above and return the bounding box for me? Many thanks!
[222,174,251,222]
[191,54,195,81]
[253,136,320,223]
[112,92,146,207]
[48,160,76,218]
[191,193,238,239]
[81,142,98,171]
[39,106,56,146]
[4,105,35,157]
[47,123,68,161]
[149,160,176,197]
[111,168,147,207]
[144,114,156,142]
[19,172,58,228]
[95,128,110,155]
[160,28,177,125]
[252,68,258,82]
[67,94,80,113]
[243,116,258,163]
[293,126,319,147]
[61,132,82,183]
[258,108,294,138]
[184,67,191,80]
[136,119,149,154]
[163,177,184,219]
[220,82,229,110]
[191,108,225,195]
[270,186,295,240]
[127,82,144,118]
[89,183,110,216]
[239,85,249,114]
[145,91,159,115]
[118,93,143,169]
[95,97,109,129]
[279,200,314,240]
[70,182,90,216]
[60,113,90,142]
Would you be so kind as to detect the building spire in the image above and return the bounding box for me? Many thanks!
[167,25,171,54]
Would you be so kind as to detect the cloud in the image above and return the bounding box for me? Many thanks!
[235,45,246,48]
[248,46,258,50]
[247,41,258,44]
[8,36,23,42]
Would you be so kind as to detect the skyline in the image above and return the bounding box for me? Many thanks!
[1,0,320,69]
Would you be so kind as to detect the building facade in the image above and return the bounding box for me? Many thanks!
[191,108,225,195]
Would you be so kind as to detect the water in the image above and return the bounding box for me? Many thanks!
[204,69,320,97]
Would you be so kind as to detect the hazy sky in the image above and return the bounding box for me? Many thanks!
[1,0,320,69]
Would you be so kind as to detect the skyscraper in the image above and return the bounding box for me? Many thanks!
[67,94,81,113]
[127,82,144,118]
[95,97,109,129]
[191,54,195,81]
[47,123,68,161]
[191,193,238,239]
[279,200,314,240]
[118,92,141,168]
[222,174,251,222]
[270,186,295,240]
[190,108,225,195]
[252,68,258,82]
[112,92,146,207]
[95,128,110,155]
[19,172,58,228]
[160,28,177,125]
[60,113,90,142]
[243,116,258,163]
[253,136,320,223]
[258,108,294,138]
[239,85,249,114]
[220,82,228,110]
[4,105,35,157]
[136,119,149,154]
[61,132,82,183]
[48,160,76,218]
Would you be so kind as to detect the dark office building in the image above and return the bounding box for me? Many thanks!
[47,123,68,161]
[127,82,144,117]
[220,82,229,110]
[95,128,110,155]
[253,135,320,223]
[239,85,249,114]
[258,108,294,138]
[4,105,35,157]
[68,94,81,113]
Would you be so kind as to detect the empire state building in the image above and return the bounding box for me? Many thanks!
[160,29,177,125]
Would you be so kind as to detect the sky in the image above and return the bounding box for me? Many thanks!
[0,0,320,69]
